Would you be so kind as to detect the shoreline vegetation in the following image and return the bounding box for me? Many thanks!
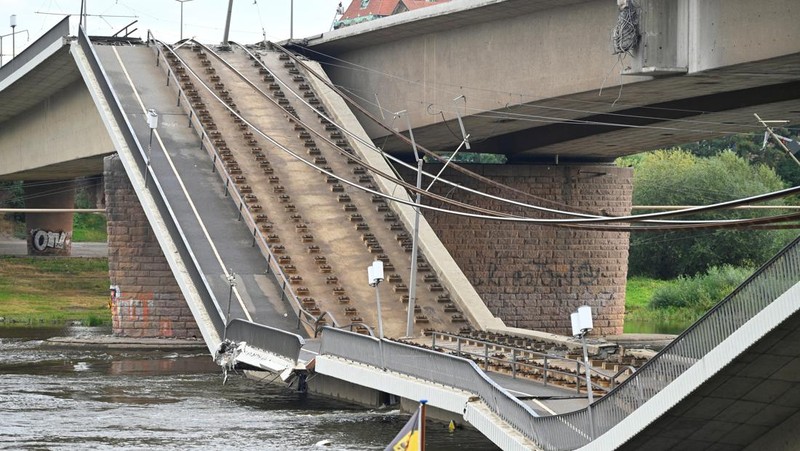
[0,252,744,335]
[0,204,748,334]
[0,256,110,327]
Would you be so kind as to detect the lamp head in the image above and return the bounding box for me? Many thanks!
[571,306,594,337]
[367,260,384,286]
[146,109,159,129]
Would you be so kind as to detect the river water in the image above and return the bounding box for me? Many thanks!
[0,327,498,450]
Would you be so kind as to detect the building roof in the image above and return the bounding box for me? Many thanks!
[339,0,450,21]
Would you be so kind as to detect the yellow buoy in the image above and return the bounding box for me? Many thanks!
[448,420,456,433]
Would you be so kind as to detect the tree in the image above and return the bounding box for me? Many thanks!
[623,149,796,278]
[681,128,800,187]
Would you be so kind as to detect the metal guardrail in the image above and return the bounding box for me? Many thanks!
[226,319,305,364]
[531,235,800,450]
[431,332,612,394]
[319,327,542,443]
[78,28,226,338]
[320,235,800,449]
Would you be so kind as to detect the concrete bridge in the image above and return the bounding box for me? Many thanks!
[1,1,799,448]
[302,0,800,162]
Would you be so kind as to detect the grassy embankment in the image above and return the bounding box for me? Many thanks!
[0,213,109,326]
[2,213,750,333]
[624,266,752,334]
[0,256,109,326]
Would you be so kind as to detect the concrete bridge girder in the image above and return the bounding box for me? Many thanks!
[305,0,800,161]
[0,79,112,180]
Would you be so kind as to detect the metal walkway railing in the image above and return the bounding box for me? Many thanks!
[531,234,800,450]
[318,235,800,450]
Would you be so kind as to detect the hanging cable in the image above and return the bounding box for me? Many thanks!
[163,39,800,232]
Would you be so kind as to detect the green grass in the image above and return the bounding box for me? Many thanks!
[0,256,110,326]
[625,276,670,311]
[72,213,107,242]
[624,267,753,334]
[624,276,696,333]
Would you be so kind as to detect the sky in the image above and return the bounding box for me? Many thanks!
[0,0,345,58]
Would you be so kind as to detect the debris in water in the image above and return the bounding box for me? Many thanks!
[214,339,245,384]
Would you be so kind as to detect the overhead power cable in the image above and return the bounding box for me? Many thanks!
[161,38,800,232]
[267,41,800,227]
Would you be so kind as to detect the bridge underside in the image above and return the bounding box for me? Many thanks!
[620,307,800,451]
[372,53,800,163]
[303,0,800,162]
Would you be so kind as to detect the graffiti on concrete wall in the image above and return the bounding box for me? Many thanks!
[30,229,70,251]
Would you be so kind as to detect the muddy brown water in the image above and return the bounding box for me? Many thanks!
[0,327,497,450]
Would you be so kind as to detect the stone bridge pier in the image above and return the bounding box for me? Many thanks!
[104,155,200,339]
[405,162,632,336]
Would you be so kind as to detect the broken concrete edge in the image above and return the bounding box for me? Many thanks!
[303,60,505,334]
[45,335,208,351]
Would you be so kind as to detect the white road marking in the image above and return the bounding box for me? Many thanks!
[112,47,252,322]
[505,388,558,415]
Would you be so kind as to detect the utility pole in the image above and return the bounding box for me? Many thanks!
[222,0,234,46]
[755,113,800,168]
[290,0,294,40]
[176,0,193,41]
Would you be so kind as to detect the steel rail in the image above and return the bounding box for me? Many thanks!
[148,35,339,337]
[147,40,800,229]
[265,42,800,230]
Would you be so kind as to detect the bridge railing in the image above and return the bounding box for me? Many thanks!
[0,16,69,83]
[431,331,613,394]
[77,27,226,339]
[530,235,800,450]
[145,34,341,337]
[226,319,305,364]
[319,327,542,444]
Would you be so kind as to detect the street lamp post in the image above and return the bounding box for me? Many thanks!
[368,260,385,339]
[223,271,237,341]
[368,260,385,368]
[176,0,193,41]
[571,305,595,439]
[10,15,16,59]
[145,109,159,187]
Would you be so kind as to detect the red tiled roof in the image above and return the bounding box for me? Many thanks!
[340,0,450,21]
[403,0,445,11]
[341,0,400,20]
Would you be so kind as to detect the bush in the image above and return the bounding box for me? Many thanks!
[649,265,753,312]
[73,213,107,242]
[622,149,795,278]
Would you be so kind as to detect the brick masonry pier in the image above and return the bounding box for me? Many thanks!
[404,163,632,336]
[104,155,200,338]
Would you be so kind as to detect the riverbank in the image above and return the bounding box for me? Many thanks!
[46,335,208,350]
[0,250,110,326]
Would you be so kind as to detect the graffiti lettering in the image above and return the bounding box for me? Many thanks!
[31,229,69,251]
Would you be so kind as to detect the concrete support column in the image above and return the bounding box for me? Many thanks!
[23,180,75,256]
[76,175,105,209]
[406,163,633,336]
[104,155,200,339]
